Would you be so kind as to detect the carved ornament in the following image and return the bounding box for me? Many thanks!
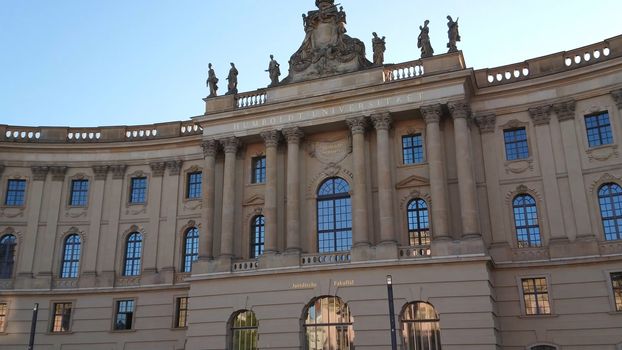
[282,127,305,144]
[260,130,281,148]
[474,114,496,133]
[31,166,49,181]
[346,116,368,135]
[420,104,443,124]
[110,165,127,180]
[553,99,577,122]
[370,112,392,131]
[220,137,241,154]
[307,136,352,164]
[166,160,183,176]
[92,165,109,180]
[201,139,219,158]
[528,105,552,125]
[448,100,471,120]
[50,166,68,182]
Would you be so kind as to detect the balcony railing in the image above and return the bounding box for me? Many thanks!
[399,245,431,259]
[301,252,351,265]
[232,259,258,272]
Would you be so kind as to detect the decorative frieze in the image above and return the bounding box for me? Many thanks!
[282,127,305,144]
[201,139,219,158]
[553,99,577,122]
[220,137,241,154]
[31,166,49,181]
[110,165,127,180]
[150,162,167,177]
[166,160,183,176]
[346,116,368,135]
[611,89,622,109]
[50,166,68,181]
[370,112,392,130]
[260,130,281,148]
[92,165,109,181]
[528,105,552,125]
[474,114,497,133]
[448,100,471,120]
[420,104,443,124]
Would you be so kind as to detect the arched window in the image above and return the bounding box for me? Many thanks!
[317,178,352,253]
[407,199,430,246]
[401,302,442,350]
[250,215,265,258]
[304,296,354,350]
[230,310,258,350]
[123,233,142,276]
[598,183,622,241]
[513,194,542,247]
[60,234,81,278]
[182,227,199,273]
[0,234,17,279]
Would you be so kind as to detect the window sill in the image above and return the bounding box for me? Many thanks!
[171,326,188,331]
[247,182,266,187]
[48,331,74,335]
[587,143,616,151]
[608,311,622,315]
[397,162,428,169]
[519,314,558,319]
[111,329,136,333]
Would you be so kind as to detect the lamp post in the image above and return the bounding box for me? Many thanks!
[28,303,39,350]
[386,275,397,350]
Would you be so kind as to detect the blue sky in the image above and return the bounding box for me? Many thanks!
[1,0,621,127]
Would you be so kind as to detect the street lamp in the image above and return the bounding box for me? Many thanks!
[28,303,39,350]
[386,275,397,350]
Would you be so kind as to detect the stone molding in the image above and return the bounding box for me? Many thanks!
[149,162,167,177]
[201,139,219,158]
[474,114,497,133]
[528,105,552,125]
[612,89,622,109]
[50,166,68,182]
[31,166,49,181]
[370,112,392,131]
[553,99,577,122]
[448,100,471,120]
[220,137,241,154]
[166,160,183,176]
[346,116,368,135]
[260,130,281,148]
[282,127,305,144]
[0,165,4,177]
[110,165,127,180]
[92,165,109,181]
[420,104,443,124]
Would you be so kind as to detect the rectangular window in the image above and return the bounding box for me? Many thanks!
[69,179,89,206]
[402,134,424,165]
[0,303,6,332]
[585,112,613,147]
[50,302,72,333]
[5,179,26,206]
[612,272,622,312]
[504,128,529,160]
[129,177,147,204]
[174,297,189,328]
[114,300,134,331]
[521,277,551,315]
[251,156,266,184]
[186,172,202,199]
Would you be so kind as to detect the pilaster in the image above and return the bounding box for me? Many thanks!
[260,130,281,255]
[80,165,108,287]
[283,127,304,253]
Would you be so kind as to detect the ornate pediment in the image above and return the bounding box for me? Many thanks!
[243,194,265,207]
[283,0,371,84]
[395,175,429,189]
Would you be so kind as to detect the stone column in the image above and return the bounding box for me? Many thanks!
[283,127,304,252]
[346,117,370,248]
[200,140,218,260]
[261,130,280,254]
[421,105,450,240]
[528,106,566,241]
[143,162,165,279]
[219,137,240,258]
[158,160,182,280]
[553,100,594,241]
[611,89,622,109]
[448,101,480,238]
[98,165,125,285]
[371,112,396,244]
[81,165,108,286]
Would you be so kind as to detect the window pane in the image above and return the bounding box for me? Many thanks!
[70,179,89,206]
[612,272,622,312]
[187,172,202,199]
[304,297,354,350]
[317,178,352,253]
[585,112,613,147]
[504,128,529,161]
[521,278,551,315]
[402,135,424,165]
[175,297,189,328]
[230,310,258,350]
[51,303,72,332]
[60,234,81,278]
[0,235,17,279]
[183,228,199,272]
[0,303,7,332]
[124,233,142,276]
[513,195,542,248]
[129,177,147,204]
[251,157,266,184]
[115,300,134,330]
[250,216,265,258]
[5,179,26,206]
[598,183,622,241]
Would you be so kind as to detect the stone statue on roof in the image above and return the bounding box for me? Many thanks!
[266,55,281,87]
[283,0,372,84]
[206,63,219,97]
[372,32,386,65]
[447,15,461,53]
[418,20,434,58]
[225,62,238,95]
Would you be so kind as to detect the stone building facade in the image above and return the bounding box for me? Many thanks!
[1,2,622,350]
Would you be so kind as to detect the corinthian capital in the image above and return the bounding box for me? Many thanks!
[31,166,49,181]
[110,165,127,180]
[282,127,304,144]
[50,166,68,182]
[92,165,109,181]
[260,130,281,148]
[474,114,496,133]
[448,100,471,120]
[528,105,552,125]
[166,160,183,176]
[371,112,392,131]
[201,139,219,158]
[553,99,577,122]
[220,137,241,154]
[150,162,166,177]
[346,116,368,135]
[420,104,443,124]
[611,89,622,109]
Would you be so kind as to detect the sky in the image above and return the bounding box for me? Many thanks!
[1,0,621,127]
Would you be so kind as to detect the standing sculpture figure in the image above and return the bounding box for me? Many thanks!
[266,55,281,87]
[417,20,434,58]
[226,62,238,95]
[447,15,461,53]
[206,63,219,97]
[372,32,386,65]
